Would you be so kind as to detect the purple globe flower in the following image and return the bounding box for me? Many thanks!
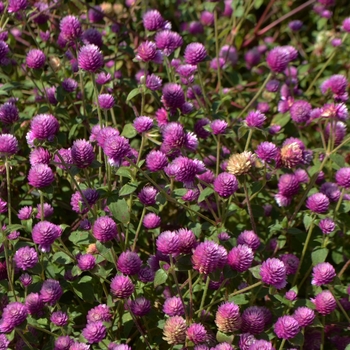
[19,273,33,287]
[30,114,59,141]
[246,110,266,128]
[133,116,153,133]
[320,74,348,101]
[138,186,158,206]
[32,221,62,252]
[77,254,96,271]
[239,333,256,350]
[28,164,55,188]
[260,258,287,289]
[51,311,69,326]
[69,341,90,350]
[143,212,161,229]
[266,46,291,73]
[96,72,111,85]
[335,167,350,188]
[192,241,227,274]
[136,41,158,62]
[266,79,280,92]
[319,218,335,234]
[306,192,330,214]
[285,290,297,301]
[245,48,261,68]
[87,304,112,323]
[54,336,73,350]
[98,94,114,109]
[227,244,254,272]
[0,40,9,61]
[214,172,238,198]
[97,127,120,148]
[249,340,275,350]
[211,120,228,135]
[155,30,183,56]
[102,135,131,167]
[82,28,103,48]
[71,139,95,168]
[143,9,165,31]
[320,182,341,202]
[156,230,180,255]
[343,17,350,32]
[26,49,46,69]
[163,296,185,316]
[0,102,19,124]
[88,5,104,23]
[110,274,134,299]
[82,321,107,343]
[311,262,336,286]
[54,148,73,170]
[184,42,207,65]
[274,315,300,339]
[60,15,82,42]
[40,279,63,305]
[220,45,238,66]
[237,230,260,251]
[188,21,204,35]
[280,254,299,275]
[177,228,196,254]
[117,251,142,275]
[162,83,185,109]
[78,44,104,73]
[14,246,38,270]
[146,74,162,90]
[29,147,51,166]
[138,266,155,283]
[289,20,303,31]
[25,292,44,315]
[256,142,278,163]
[312,290,337,315]
[278,173,300,197]
[0,134,18,156]
[108,344,131,350]
[187,323,207,344]
[92,217,118,242]
[325,121,347,146]
[215,301,242,333]
[129,296,151,316]
[0,302,28,333]
[241,306,267,334]
[146,150,168,172]
[62,78,78,92]
[290,100,312,123]
[293,307,315,327]
[71,188,99,214]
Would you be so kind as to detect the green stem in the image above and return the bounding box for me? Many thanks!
[5,156,11,225]
[39,190,44,221]
[329,286,350,323]
[243,178,257,234]
[244,129,253,151]
[216,135,220,176]
[197,69,211,113]
[198,276,210,314]
[214,9,221,92]
[183,275,201,299]
[136,135,146,165]
[278,339,286,350]
[132,207,146,251]
[188,270,193,322]
[333,187,345,220]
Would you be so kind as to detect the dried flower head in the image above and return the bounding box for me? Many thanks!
[163,316,187,345]
[227,151,255,176]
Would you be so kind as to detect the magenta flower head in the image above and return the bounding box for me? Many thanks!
[163,296,185,316]
[14,246,38,270]
[311,262,336,286]
[108,344,131,350]
[211,119,228,135]
[19,273,33,287]
[54,148,73,170]
[260,258,287,289]
[335,167,350,188]
[71,188,99,214]
[184,42,207,65]
[110,274,134,299]
[280,254,299,275]
[145,73,162,91]
[0,40,9,61]
[102,135,131,167]
[325,121,347,146]
[249,340,275,350]
[255,142,278,163]
[278,173,300,197]
[29,147,51,166]
[60,15,82,42]
[92,216,118,242]
[192,241,227,274]
[87,304,112,324]
[227,245,254,272]
[32,221,61,252]
[30,114,59,141]
[245,110,266,128]
[320,182,341,202]
[220,45,238,66]
[156,230,180,255]
[155,30,183,56]
[241,306,268,335]
[0,102,19,124]
[25,292,44,315]
[96,72,111,85]
[77,254,96,271]
[237,230,260,251]
[290,100,312,123]
[40,279,63,305]
[266,46,291,72]
[274,315,300,339]
[312,290,337,315]
[319,218,335,234]
[266,79,280,92]
[162,83,185,109]
[306,192,330,214]
[133,116,153,133]
[82,28,103,48]
[215,301,242,333]
[51,311,68,326]
[26,49,46,69]
[55,336,73,350]
[289,20,303,31]
[244,48,261,68]
[163,316,187,345]
[146,150,168,172]
[285,290,297,301]
[71,139,95,168]
[98,94,114,109]
[78,44,103,73]
[143,9,165,31]
[117,251,142,275]
[0,302,28,333]
[187,323,207,344]
[293,307,315,327]
[88,5,104,23]
[213,170,239,196]
[0,134,18,156]
[143,212,161,229]
[136,41,157,62]
[129,296,151,316]
[342,17,350,32]
[138,186,158,206]
[320,74,348,101]
[28,164,54,189]
[177,228,196,254]
[239,333,256,350]
[82,321,107,344]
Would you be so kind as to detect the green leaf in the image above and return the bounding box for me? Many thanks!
[229,294,249,305]
[4,224,25,233]
[216,331,233,344]
[287,228,305,235]
[237,125,248,139]
[303,214,313,230]
[254,0,264,9]
[204,2,217,11]
[119,182,139,196]
[176,255,192,271]
[52,252,73,265]
[234,5,244,17]
[330,153,345,169]
[249,265,261,279]
[311,248,329,265]
[271,113,291,128]
[289,332,304,346]
[68,231,91,245]
[109,199,130,224]
[154,269,168,287]
[116,167,133,179]
[72,279,95,303]
[121,123,137,139]
[126,88,140,102]
[198,187,214,203]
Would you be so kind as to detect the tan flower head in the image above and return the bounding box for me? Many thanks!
[227,151,256,176]
[280,142,303,168]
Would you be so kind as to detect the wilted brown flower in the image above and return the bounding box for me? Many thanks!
[227,151,255,176]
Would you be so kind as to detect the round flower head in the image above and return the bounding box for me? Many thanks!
[155,30,183,56]
[163,316,187,345]
[306,192,329,214]
[211,119,228,135]
[19,273,33,287]
[335,167,350,188]
[71,139,95,168]
[78,44,104,73]
[177,228,196,254]
[278,173,300,197]
[214,172,238,198]
[133,116,153,133]
[342,17,350,32]
[320,182,341,202]
[256,142,278,163]
[280,142,303,168]
[51,311,68,326]
[92,216,118,242]
[319,218,335,234]
[266,79,280,92]
[29,147,50,166]
[312,290,337,315]
[14,246,38,270]
[28,164,54,189]
[40,279,63,305]
[18,206,32,221]
[239,333,256,350]
[188,21,204,35]
[245,110,266,128]
[260,258,287,289]
[82,321,107,344]
[110,275,134,299]
[184,42,207,65]
[146,150,168,172]
[87,304,112,323]
[275,193,292,207]
[136,41,157,62]
[289,20,303,31]
[69,341,90,350]
[143,212,161,229]
[143,9,165,31]
[237,230,260,251]
[138,186,158,206]
[138,266,155,283]
[163,296,185,316]
[220,45,238,65]
[77,254,96,271]
[98,94,114,109]
[54,336,73,350]
[0,134,18,156]
[117,251,142,275]
[285,290,297,301]
[26,49,46,69]
[88,5,104,23]
[156,230,180,255]
[129,296,151,316]
[245,48,261,68]
[54,148,73,170]
[249,340,275,350]
[102,135,131,167]
[96,72,111,85]
[266,46,291,72]
[241,306,268,334]
[274,316,300,339]
[71,188,99,214]
[290,100,311,123]
[25,292,44,315]
[30,114,59,141]
[187,323,207,344]
[227,245,254,272]
[146,73,162,90]
[108,344,132,350]
[60,15,82,41]
[0,302,28,333]
[0,102,19,124]
[311,262,336,286]
[215,301,242,333]
[320,74,348,100]
[0,40,8,61]
[325,121,347,146]
[293,307,315,327]
[227,151,255,176]
[192,241,227,274]
[280,254,299,275]
[162,83,185,109]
